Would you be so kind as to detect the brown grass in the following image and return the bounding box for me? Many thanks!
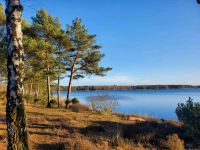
[0,85,6,104]
[0,100,197,149]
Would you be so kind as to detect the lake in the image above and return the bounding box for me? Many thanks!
[54,88,200,120]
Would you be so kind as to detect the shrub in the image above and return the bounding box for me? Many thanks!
[71,97,80,104]
[65,99,71,108]
[87,94,119,113]
[175,97,200,137]
[49,99,57,107]
[165,134,185,150]
[33,98,39,104]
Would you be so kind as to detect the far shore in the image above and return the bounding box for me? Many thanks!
[52,84,200,92]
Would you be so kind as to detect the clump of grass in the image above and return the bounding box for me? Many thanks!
[111,137,147,150]
[162,134,185,150]
[65,137,98,150]
[0,85,6,104]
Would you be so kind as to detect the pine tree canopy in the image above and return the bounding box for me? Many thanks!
[66,18,112,80]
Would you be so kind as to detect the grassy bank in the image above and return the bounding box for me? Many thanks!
[0,101,198,150]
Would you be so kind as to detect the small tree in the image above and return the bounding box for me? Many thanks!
[176,97,200,138]
[66,18,112,102]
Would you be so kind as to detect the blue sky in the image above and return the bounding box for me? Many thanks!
[2,0,200,85]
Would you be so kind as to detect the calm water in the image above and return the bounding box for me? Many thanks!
[54,88,200,120]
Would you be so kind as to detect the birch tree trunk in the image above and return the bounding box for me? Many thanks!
[5,0,29,149]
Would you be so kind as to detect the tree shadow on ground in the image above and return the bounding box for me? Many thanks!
[80,120,194,148]
[35,143,66,150]
[28,122,81,137]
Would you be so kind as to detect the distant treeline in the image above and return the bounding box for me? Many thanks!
[52,85,200,92]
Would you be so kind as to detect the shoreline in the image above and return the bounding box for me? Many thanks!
[52,84,200,92]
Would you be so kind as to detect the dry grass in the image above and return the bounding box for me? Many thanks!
[0,102,136,149]
[0,100,195,149]
[164,134,185,150]
[0,85,6,104]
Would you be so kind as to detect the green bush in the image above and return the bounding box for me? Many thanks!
[176,97,200,137]
[71,98,80,104]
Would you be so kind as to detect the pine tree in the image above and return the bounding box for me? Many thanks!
[65,18,112,103]
[54,30,71,107]
[5,0,29,149]
[23,33,53,101]
[32,9,62,107]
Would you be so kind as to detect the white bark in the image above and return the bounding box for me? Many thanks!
[6,0,29,149]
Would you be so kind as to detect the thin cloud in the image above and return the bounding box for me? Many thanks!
[61,74,151,86]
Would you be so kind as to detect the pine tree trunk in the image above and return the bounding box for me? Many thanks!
[5,0,29,149]
[66,52,77,103]
[26,82,32,103]
[28,82,33,96]
[57,43,61,108]
[47,74,51,107]
[67,71,73,102]
[35,84,39,99]
[57,76,60,108]
[46,50,51,107]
